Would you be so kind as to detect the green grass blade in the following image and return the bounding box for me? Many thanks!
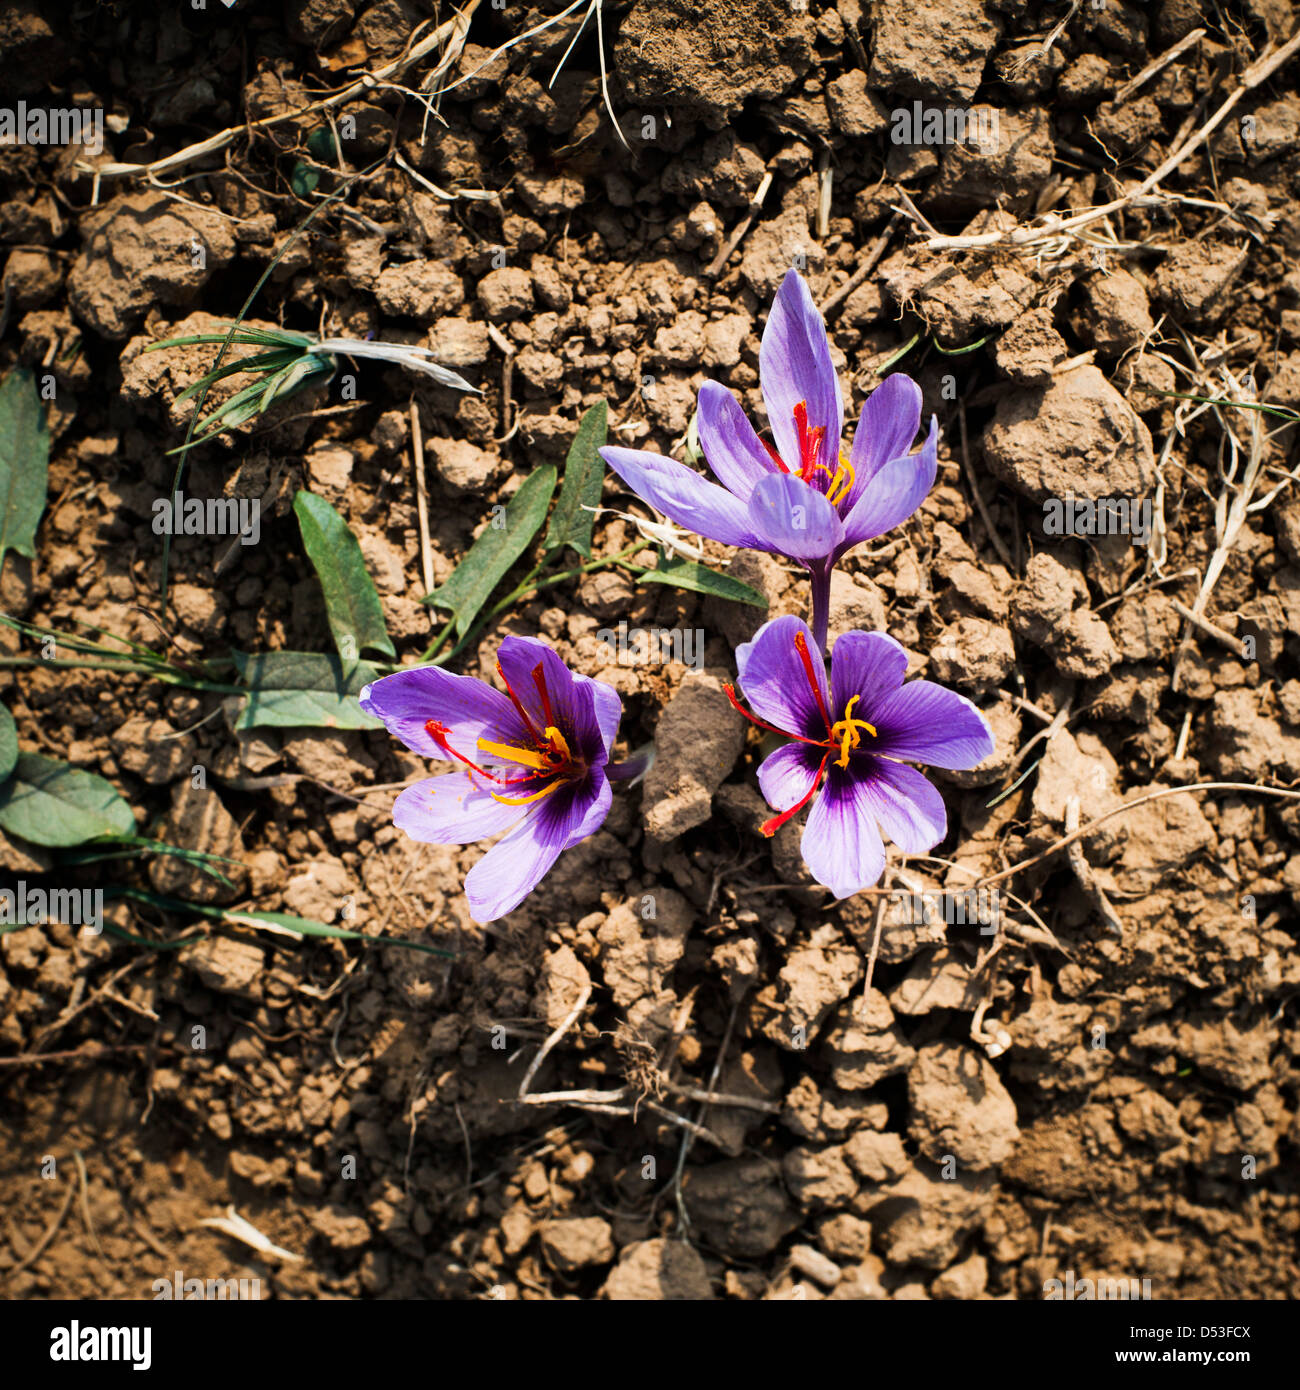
[424,464,558,636]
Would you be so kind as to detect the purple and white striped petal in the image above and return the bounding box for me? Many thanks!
[828,629,910,718]
[360,666,522,763]
[736,615,831,741]
[760,269,844,471]
[846,375,923,498]
[800,763,887,897]
[857,758,948,855]
[601,446,761,550]
[392,772,521,844]
[746,472,846,560]
[839,416,939,550]
[757,741,824,813]
[464,771,611,922]
[870,679,995,770]
[697,379,780,502]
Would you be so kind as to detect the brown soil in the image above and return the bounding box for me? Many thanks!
[2,0,1299,1302]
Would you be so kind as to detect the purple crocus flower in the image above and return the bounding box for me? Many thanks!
[599,269,938,648]
[727,615,994,898]
[360,636,621,923]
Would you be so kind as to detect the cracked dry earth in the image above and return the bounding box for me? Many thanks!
[2,0,1300,1302]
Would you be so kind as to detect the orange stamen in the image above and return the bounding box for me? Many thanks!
[477,737,553,771]
[490,778,563,807]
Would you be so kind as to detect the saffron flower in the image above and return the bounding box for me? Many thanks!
[599,269,938,649]
[360,637,621,923]
[728,615,994,898]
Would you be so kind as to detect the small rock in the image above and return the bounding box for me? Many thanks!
[931,1252,989,1300]
[539,1217,615,1272]
[602,1238,712,1300]
[428,436,508,493]
[907,1041,1020,1169]
[477,266,534,322]
[375,261,465,319]
[983,365,1156,502]
[683,1157,800,1257]
[642,667,744,841]
[928,616,1014,695]
[179,936,265,999]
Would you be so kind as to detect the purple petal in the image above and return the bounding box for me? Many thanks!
[746,472,845,560]
[392,772,520,843]
[573,672,622,759]
[760,269,844,472]
[858,758,947,854]
[697,380,778,502]
[496,635,615,766]
[801,765,886,897]
[757,741,823,812]
[847,375,923,496]
[829,630,909,718]
[601,446,760,549]
[736,614,831,740]
[871,680,995,769]
[464,815,566,922]
[839,416,939,549]
[360,666,520,763]
[464,771,611,922]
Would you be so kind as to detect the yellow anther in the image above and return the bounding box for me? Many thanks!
[477,738,552,771]
[828,694,878,768]
[490,778,563,807]
[544,726,571,761]
[813,451,856,507]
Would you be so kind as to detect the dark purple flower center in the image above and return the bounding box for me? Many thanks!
[424,659,586,808]
[724,628,879,837]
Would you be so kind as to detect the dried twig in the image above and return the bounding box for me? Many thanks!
[518,981,592,1100]
[820,211,902,317]
[706,170,774,278]
[79,2,485,183]
[1115,27,1206,104]
[918,28,1300,253]
[409,400,435,594]
[2,1175,75,1284]
[1064,796,1124,936]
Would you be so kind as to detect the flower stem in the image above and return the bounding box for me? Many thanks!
[808,563,833,655]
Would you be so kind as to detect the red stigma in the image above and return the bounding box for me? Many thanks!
[760,752,830,837]
[496,660,540,740]
[792,630,833,736]
[792,401,826,483]
[531,660,556,729]
[424,719,508,784]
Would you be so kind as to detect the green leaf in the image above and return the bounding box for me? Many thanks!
[307,127,338,162]
[0,753,135,847]
[0,368,51,575]
[293,490,395,659]
[424,464,557,635]
[232,650,382,731]
[291,161,321,197]
[105,888,456,959]
[544,401,607,558]
[640,553,767,608]
[0,704,16,783]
